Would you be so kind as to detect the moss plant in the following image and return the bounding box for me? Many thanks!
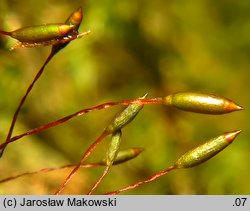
[0,6,244,194]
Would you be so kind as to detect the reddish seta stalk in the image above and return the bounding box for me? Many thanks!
[0,98,163,154]
[106,166,176,195]
[54,130,109,195]
[0,50,57,157]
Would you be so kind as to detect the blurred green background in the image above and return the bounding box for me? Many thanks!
[0,0,249,194]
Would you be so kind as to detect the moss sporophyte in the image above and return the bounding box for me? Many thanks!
[0,24,74,42]
[164,92,243,114]
[52,7,85,53]
[174,130,241,168]
[105,94,147,134]
[0,7,244,195]
[0,7,91,50]
[0,7,91,158]
[101,147,144,165]
[87,95,146,195]
[106,130,241,195]
[106,131,122,166]
[55,95,146,195]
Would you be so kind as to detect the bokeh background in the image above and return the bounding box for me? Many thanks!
[0,0,249,194]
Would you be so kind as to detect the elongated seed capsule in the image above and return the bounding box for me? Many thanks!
[105,94,147,134]
[10,30,92,50]
[0,24,75,42]
[106,131,122,166]
[99,148,144,165]
[174,130,241,169]
[111,147,144,165]
[163,92,243,114]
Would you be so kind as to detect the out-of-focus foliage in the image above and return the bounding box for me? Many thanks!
[0,0,249,194]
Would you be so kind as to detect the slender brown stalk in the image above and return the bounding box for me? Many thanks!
[87,130,122,195]
[0,147,144,185]
[0,98,162,152]
[54,130,110,195]
[0,49,57,157]
[106,165,176,195]
[87,165,111,195]
[0,163,99,184]
[105,130,241,195]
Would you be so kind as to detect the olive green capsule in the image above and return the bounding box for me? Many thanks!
[10,30,91,50]
[174,130,241,169]
[1,7,90,50]
[111,147,144,165]
[99,147,144,165]
[106,131,122,166]
[164,92,243,114]
[0,24,75,42]
[105,94,147,134]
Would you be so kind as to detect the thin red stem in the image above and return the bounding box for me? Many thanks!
[0,50,56,157]
[0,98,163,152]
[105,165,176,195]
[87,165,111,195]
[0,163,100,185]
[54,130,109,195]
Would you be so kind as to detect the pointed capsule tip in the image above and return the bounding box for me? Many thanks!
[77,6,82,11]
[133,147,145,154]
[235,104,244,111]
[72,7,83,23]
[225,130,242,144]
[226,101,244,112]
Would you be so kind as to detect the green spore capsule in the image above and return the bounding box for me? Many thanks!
[106,94,147,134]
[10,30,91,50]
[1,24,74,42]
[174,130,241,169]
[106,131,122,166]
[111,147,144,165]
[164,92,243,114]
[1,7,91,51]
[99,147,144,165]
